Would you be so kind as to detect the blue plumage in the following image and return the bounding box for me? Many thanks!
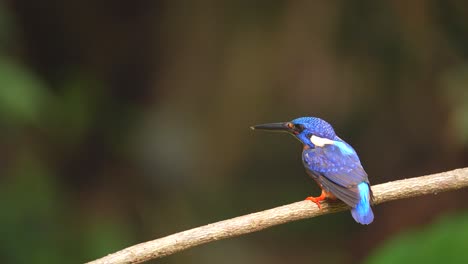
[352,183,374,224]
[252,117,374,225]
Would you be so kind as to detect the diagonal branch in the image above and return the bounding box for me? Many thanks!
[87,167,468,264]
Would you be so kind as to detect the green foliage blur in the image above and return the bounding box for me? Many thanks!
[367,213,468,264]
[0,1,467,264]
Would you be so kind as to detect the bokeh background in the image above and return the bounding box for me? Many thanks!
[1,1,468,263]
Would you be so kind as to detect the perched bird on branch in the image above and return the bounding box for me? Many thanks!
[251,117,374,224]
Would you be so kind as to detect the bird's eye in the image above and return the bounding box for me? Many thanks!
[287,122,294,129]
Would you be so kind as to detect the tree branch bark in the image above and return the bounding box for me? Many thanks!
[87,167,468,264]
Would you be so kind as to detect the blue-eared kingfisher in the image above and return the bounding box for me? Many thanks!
[251,117,374,224]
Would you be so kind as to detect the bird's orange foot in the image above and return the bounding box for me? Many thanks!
[304,190,328,209]
[305,196,325,209]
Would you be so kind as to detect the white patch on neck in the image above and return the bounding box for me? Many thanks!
[310,135,334,147]
[310,135,356,155]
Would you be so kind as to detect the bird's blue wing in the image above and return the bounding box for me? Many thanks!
[303,143,370,207]
[303,143,368,187]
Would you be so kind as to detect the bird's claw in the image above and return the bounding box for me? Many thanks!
[305,196,323,209]
[305,190,328,209]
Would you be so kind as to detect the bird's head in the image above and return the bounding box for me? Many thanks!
[251,117,337,148]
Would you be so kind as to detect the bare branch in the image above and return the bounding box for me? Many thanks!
[87,167,468,264]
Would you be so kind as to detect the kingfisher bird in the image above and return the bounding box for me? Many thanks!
[251,117,374,224]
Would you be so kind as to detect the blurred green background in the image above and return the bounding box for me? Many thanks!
[0,1,467,263]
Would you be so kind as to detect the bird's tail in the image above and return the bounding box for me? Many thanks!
[351,182,374,225]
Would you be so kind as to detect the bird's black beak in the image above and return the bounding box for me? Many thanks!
[250,122,292,132]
